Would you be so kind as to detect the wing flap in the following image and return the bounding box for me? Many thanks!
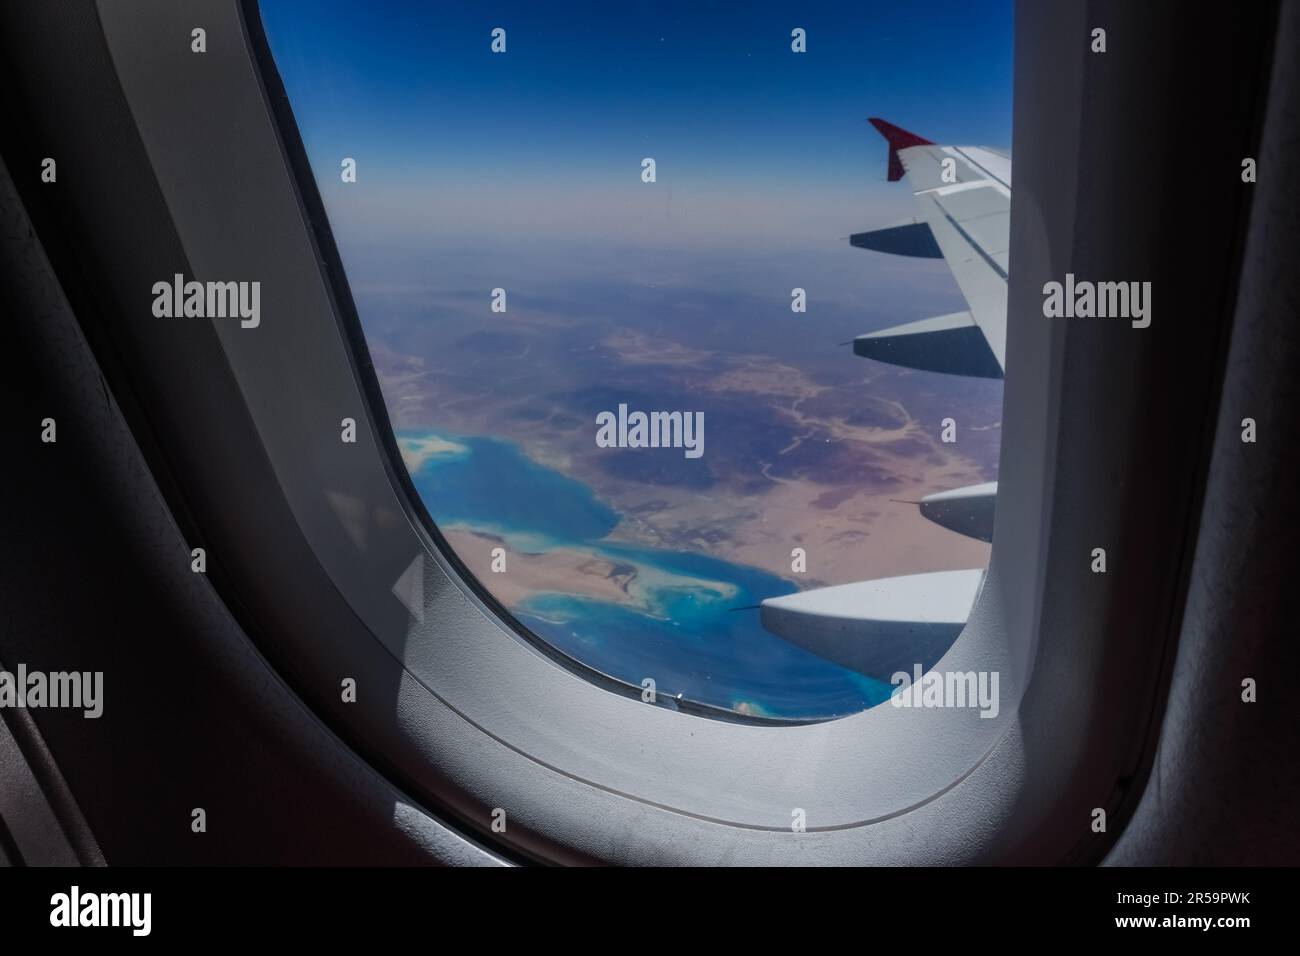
[914,188,1008,369]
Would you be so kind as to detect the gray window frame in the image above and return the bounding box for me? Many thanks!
[75,0,1266,864]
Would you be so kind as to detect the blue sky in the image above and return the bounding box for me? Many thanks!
[258,0,1013,247]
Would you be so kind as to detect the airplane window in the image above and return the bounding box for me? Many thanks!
[257,0,1012,721]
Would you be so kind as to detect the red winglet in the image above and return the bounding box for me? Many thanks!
[869,118,933,182]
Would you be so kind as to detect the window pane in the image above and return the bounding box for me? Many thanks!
[259,0,1012,721]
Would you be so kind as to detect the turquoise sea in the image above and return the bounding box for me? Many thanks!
[401,429,893,719]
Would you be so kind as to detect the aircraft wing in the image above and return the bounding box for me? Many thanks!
[851,118,1009,377]
[850,118,1005,544]
[757,121,1008,678]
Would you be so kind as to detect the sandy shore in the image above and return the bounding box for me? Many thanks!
[443,528,637,607]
